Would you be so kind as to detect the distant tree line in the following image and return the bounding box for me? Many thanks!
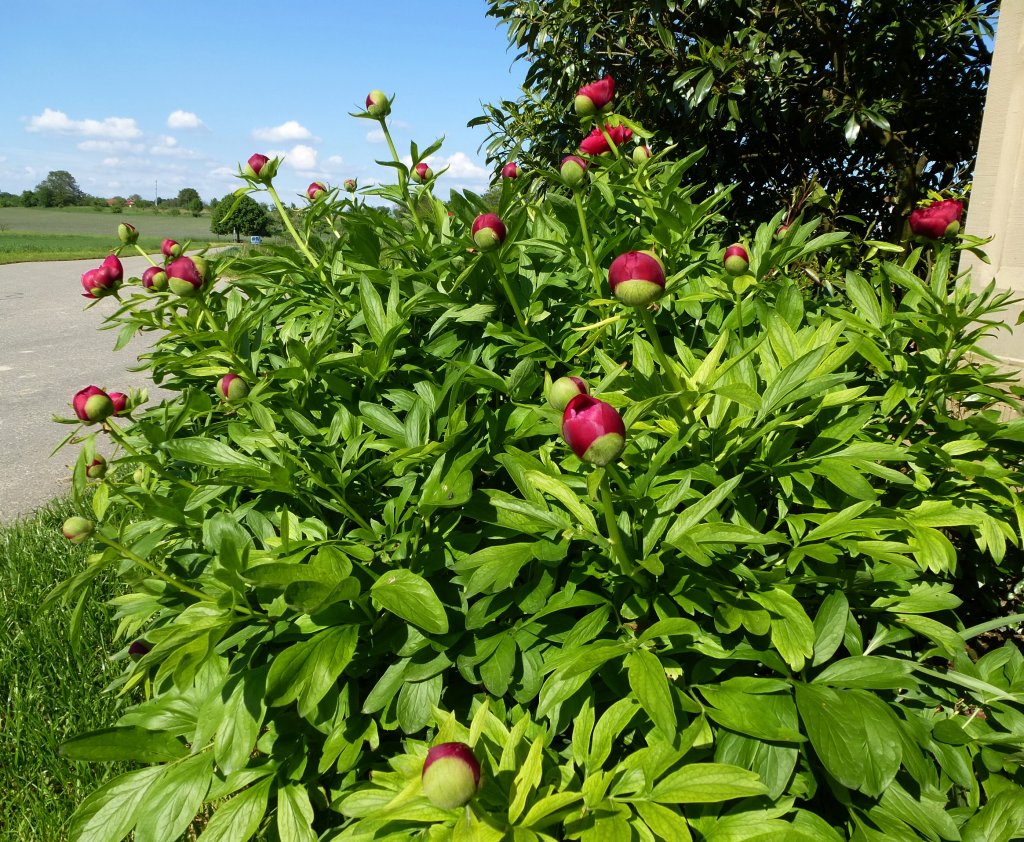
[0,171,208,216]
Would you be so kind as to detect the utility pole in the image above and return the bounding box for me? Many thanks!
[154,180,158,206]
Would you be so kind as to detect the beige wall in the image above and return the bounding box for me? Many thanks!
[962,6,1024,365]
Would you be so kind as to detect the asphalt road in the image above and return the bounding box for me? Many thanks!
[0,255,171,522]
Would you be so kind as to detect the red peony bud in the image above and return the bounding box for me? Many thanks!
[80,265,117,299]
[216,373,249,402]
[909,199,964,239]
[161,238,182,259]
[562,395,626,466]
[62,516,94,544]
[101,254,123,283]
[128,640,151,660]
[166,256,204,297]
[344,178,358,192]
[580,124,633,156]
[85,454,107,480]
[422,743,481,810]
[141,266,167,290]
[548,376,589,411]
[560,155,588,187]
[471,213,507,251]
[574,76,615,117]
[245,153,271,181]
[411,162,433,184]
[365,90,392,118]
[117,222,138,245]
[723,244,750,276]
[307,181,327,201]
[632,145,652,164]
[108,392,128,416]
[501,161,521,179]
[73,386,114,425]
[608,251,666,307]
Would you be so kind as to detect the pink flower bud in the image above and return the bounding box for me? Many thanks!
[365,90,392,118]
[245,153,270,181]
[723,244,749,276]
[108,392,128,416]
[118,222,138,245]
[574,76,615,116]
[344,178,358,192]
[411,162,433,184]
[161,239,182,259]
[81,266,117,299]
[501,161,521,179]
[548,376,589,411]
[216,373,249,402]
[909,199,964,239]
[422,743,481,810]
[580,125,633,156]
[141,266,167,290]
[307,181,327,201]
[471,213,507,251]
[73,386,114,424]
[632,145,651,164]
[102,254,123,283]
[560,155,588,187]
[562,395,626,466]
[608,251,666,307]
[166,256,204,297]
[85,454,107,480]
[62,516,94,544]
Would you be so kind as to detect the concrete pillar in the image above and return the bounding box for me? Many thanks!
[962,6,1024,366]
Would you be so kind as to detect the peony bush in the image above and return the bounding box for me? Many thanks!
[48,80,1024,841]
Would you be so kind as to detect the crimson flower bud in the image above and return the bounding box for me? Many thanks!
[411,162,433,184]
[632,145,651,164]
[81,266,117,299]
[128,640,150,660]
[560,155,588,187]
[117,222,138,245]
[161,239,182,259]
[245,153,271,182]
[574,76,615,117]
[723,244,749,276]
[62,516,94,544]
[365,90,392,118]
[909,199,964,239]
[85,454,107,480]
[307,181,327,201]
[102,254,123,283]
[422,743,481,810]
[73,386,114,425]
[108,392,128,416]
[141,266,167,290]
[562,395,626,466]
[166,256,204,297]
[216,373,249,402]
[608,251,666,307]
[471,213,507,251]
[344,178,357,192]
[580,125,633,156]
[501,161,521,179]
[548,376,589,411]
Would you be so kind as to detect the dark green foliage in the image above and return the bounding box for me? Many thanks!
[209,193,272,240]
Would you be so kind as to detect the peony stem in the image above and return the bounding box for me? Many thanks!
[266,183,319,268]
[573,191,604,297]
[132,244,160,267]
[637,307,684,395]
[493,256,529,335]
[94,534,213,603]
[380,120,425,234]
[599,470,633,576]
[598,124,623,161]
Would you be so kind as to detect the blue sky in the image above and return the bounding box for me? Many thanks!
[0,0,526,204]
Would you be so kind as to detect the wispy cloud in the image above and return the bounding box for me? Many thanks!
[26,108,142,139]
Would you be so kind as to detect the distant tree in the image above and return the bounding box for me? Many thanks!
[35,170,85,207]
[19,190,37,207]
[176,187,202,208]
[0,191,17,207]
[34,185,54,207]
[128,193,144,205]
[210,194,272,241]
[187,197,204,216]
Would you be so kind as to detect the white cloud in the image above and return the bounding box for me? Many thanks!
[167,110,205,130]
[26,108,142,139]
[327,155,344,166]
[281,144,318,171]
[209,166,236,179]
[442,152,489,181]
[366,128,386,144]
[153,135,178,148]
[77,140,145,153]
[253,120,315,142]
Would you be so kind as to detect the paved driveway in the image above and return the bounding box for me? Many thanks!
[0,255,172,522]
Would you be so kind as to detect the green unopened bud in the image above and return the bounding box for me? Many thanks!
[117,222,138,245]
[62,516,94,544]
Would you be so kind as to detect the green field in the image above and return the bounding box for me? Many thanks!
[0,207,246,264]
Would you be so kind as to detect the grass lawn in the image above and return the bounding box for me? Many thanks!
[0,206,260,264]
[0,499,125,840]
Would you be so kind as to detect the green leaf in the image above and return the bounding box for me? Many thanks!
[196,777,271,842]
[508,735,545,823]
[371,568,449,634]
[813,656,918,690]
[162,437,261,469]
[699,686,803,742]
[276,783,317,842]
[751,588,815,671]
[60,726,188,763]
[634,801,692,841]
[627,650,678,738]
[812,590,849,666]
[650,762,768,803]
[715,730,798,801]
[794,684,901,797]
[133,753,212,842]
[68,766,163,842]
[265,625,358,716]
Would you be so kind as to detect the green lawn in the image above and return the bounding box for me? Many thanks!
[0,500,125,840]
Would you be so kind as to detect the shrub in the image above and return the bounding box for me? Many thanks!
[51,87,1024,841]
